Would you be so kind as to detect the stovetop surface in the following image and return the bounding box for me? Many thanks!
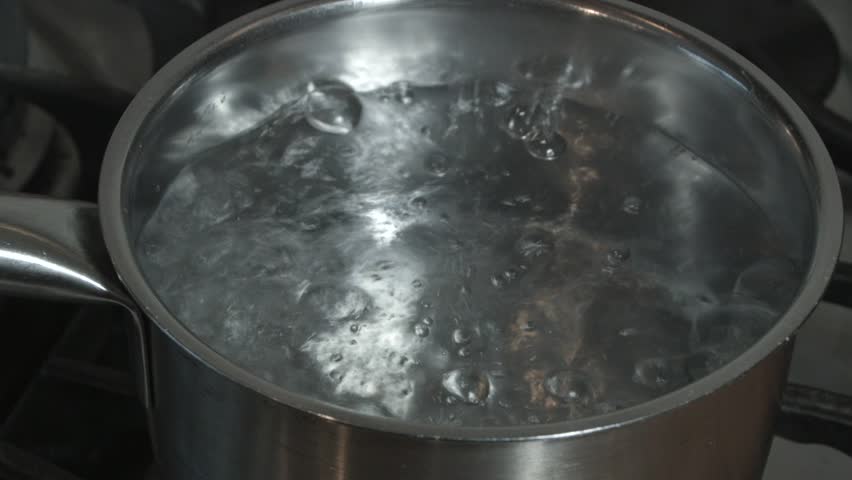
[1,0,851,479]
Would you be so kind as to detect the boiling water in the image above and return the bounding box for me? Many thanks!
[136,78,801,426]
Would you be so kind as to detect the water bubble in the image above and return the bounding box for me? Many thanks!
[545,371,592,403]
[633,358,675,389]
[520,319,536,332]
[452,328,472,345]
[491,268,521,288]
[685,349,724,381]
[329,140,363,159]
[411,279,424,288]
[516,55,579,83]
[299,216,324,232]
[331,353,343,362]
[500,194,532,208]
[296,211,349,233]
[619,327,640,337]
[458,346,473,358]
[328,370,345,384]
[442,368,490,405]
[305,80,361,135]
[491,81,515,107]
[464,265,476,279]
[426,152,450,177]
[524,129,567,161]
[517,229,555,258]
[622,196,642,215]
[734,258,800,308]
[394,82,415,105]
[504,105,535,140]
[694,301,777,348]
[411,196,428,209]
[375,260,394,271]
[300,285,371,322]
[422,316,434,326]
[604,111,622,126]
[605,248,631,267]
[349,323,360,334]
[414,324,430,337]
[696,294,715,305]
[502,268,520,282]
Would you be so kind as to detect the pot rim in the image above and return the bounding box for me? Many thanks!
[100,0,843,441]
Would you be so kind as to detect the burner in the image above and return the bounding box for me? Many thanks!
[0,0,29,189]
[812,0,852,122]
[637,0,852,171]
[0,0,82,197]
[0,102,80,195]
[0,306,151,480]
[0,0,26,65]
[637,0,841,101]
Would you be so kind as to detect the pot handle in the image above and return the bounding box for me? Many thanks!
[0,193,152,409]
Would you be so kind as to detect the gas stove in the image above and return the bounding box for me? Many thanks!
[0,0,851,479]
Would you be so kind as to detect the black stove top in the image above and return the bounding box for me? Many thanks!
[0,0,851,479]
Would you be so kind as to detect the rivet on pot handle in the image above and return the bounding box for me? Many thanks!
[0,193,153,409]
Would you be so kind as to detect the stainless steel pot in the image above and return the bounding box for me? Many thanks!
[0,1,843,479]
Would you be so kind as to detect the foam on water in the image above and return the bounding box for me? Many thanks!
[136,77,802,426]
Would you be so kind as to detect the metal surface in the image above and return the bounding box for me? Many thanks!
[150,329,791,479]
[0,195,151,409]
[0,0,844,478]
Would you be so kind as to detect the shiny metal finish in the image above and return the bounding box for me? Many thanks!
[0,195,120,302]
[0,0,844,479]
[152,328,791,479]
[0,195,152,408]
